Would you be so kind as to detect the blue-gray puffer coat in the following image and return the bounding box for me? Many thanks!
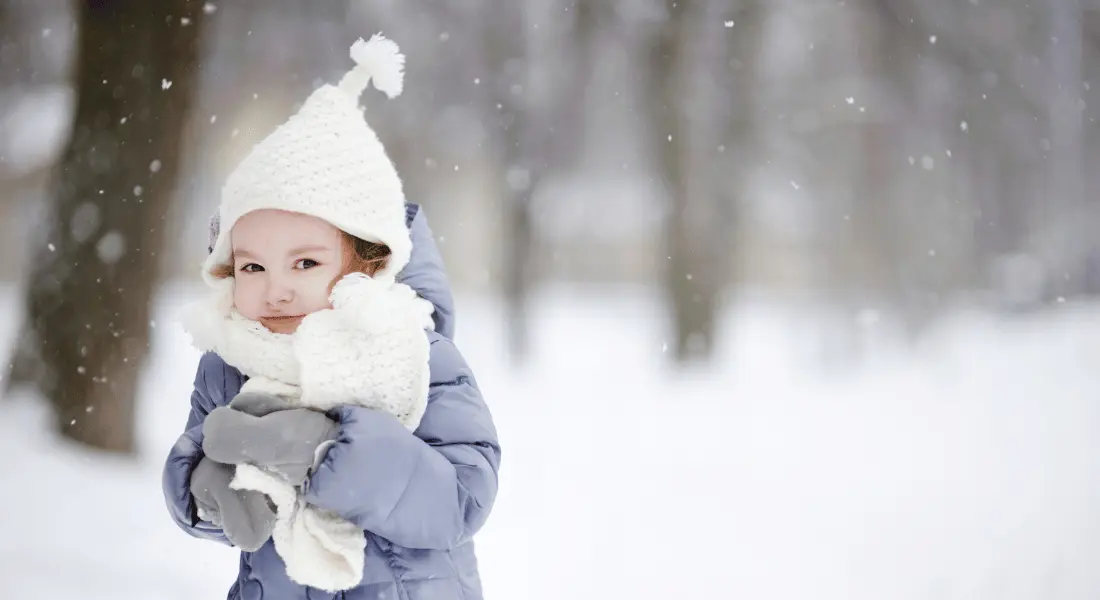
[162,205,500,599]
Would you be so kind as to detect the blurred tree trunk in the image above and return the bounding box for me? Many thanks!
[478,2,532,360]
[713,2,758,354]
[856,6,914,336]
[1044,0,1089,297]
[498,0,601,362]
[644,0,742,363]
[6,0,204,454]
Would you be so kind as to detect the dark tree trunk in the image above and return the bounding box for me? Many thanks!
[643,0,736,363]
[477,3,532,360]
[7,0,205,454]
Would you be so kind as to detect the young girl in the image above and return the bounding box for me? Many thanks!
[161,35,499,600]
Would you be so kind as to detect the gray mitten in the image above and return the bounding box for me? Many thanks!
[229,391,296,417]
[202,399,340,485]
[189,456,276,552]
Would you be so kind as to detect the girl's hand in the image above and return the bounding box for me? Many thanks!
[189,456,276,551]
[322,272,434,334]
[201,392,339,485]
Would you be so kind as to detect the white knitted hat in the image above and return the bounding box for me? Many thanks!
[202,34,410,286]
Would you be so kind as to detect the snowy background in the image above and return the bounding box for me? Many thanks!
[3,0,1100,598]
[3,286,1100,599]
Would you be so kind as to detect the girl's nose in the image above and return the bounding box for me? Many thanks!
[266,279,294,306]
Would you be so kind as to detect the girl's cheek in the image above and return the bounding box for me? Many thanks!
[232,281,255,308]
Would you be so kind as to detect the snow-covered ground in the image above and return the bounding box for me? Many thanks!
[2,283,1100,599]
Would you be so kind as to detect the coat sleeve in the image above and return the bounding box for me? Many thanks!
[161,353,233,546]
[303,333,500,550]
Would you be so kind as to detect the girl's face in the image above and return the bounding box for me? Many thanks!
[230,209,344,334]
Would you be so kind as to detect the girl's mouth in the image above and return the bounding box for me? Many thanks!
[260,315,304,333]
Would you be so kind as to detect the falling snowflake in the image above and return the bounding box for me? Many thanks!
[97,231,126,265]
[161,78,172,90]
[929,35,937,44]
[180,17,192,26]
[71,202,101,243]
[846,96,855,104]
[203,2,217,14]
[210,114,217,123]
[149,159,162,173]
[960,121,968,131]
[790,180,800,190]
[724,21,734,28]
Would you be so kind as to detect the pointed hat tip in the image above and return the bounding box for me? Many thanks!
[339,34,405,100]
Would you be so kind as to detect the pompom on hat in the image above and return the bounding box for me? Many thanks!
[202,34,410,286]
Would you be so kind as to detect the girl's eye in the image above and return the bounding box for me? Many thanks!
[295,259,319,270]
[240,263,264,273]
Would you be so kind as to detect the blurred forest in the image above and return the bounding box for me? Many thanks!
[0,0,1097,452]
